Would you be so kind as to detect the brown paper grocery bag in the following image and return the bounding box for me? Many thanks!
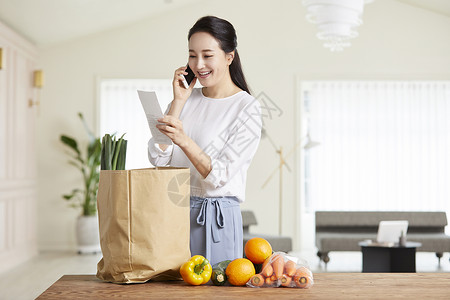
[96,167,191,284]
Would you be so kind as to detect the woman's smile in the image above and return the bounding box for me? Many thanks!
[198,70,212,79]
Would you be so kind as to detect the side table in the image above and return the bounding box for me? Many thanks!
[359,241,422,273]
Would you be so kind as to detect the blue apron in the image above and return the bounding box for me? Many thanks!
[190,196,243,266]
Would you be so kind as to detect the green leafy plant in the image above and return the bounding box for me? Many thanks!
[101,133,127,170]
[60,113,101,216]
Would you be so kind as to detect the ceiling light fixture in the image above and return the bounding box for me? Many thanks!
[303,0,374,52]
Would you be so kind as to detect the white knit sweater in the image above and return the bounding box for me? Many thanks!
[148,88,262,202]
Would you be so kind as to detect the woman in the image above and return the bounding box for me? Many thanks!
[148,16,262,265]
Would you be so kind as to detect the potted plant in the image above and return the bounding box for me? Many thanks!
[60,113,102,254]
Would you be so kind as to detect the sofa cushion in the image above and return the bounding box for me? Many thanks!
[241,210,293,253]
[316,233,377,252]
[316,232,450,253]
[316,211,448,228]
[241,210,258,234]
[244,233,292,253]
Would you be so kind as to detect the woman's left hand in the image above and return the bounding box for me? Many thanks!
[156,115,188,148]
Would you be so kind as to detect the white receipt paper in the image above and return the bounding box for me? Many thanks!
[137,90,172,145]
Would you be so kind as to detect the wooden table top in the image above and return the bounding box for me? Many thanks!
[37,273,450,299]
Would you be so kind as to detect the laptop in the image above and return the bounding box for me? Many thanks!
[376,220,409,244]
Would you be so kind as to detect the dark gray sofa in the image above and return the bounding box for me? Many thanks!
[241,210,292,253]
[316,211,450,264]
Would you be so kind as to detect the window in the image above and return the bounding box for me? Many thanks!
[299,81,450,224]
[99,79,173,169]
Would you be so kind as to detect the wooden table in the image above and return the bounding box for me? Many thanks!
[37,273,450,299]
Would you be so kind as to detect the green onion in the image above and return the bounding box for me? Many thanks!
[101,133,127,170]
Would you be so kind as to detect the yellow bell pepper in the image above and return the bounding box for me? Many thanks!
[180,255,212,285]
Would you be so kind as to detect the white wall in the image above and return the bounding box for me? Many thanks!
[37,0,450,251]
[0,20,38,272]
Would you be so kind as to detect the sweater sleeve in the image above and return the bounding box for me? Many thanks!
[203,99,262,188]
[148,138,173,166]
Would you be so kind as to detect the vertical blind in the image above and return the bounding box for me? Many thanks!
[99,79,173,169]
[303,81,450,219]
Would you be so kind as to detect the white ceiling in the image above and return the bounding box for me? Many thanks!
[0,0,203,46]
[396,0,450,17]
[0,0,449,47]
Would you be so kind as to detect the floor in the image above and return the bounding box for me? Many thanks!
[1,250,449,300]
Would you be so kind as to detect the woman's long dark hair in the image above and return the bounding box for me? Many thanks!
[188,16,251,95]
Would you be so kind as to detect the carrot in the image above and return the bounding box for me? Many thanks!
[293,267,312,288]
[284,260,296,277]
[261,258,273,277]
[271,254,285,279]
[249,274,265,287]
[270,274,277,281]
[280,274,292,287]
[297,266,312,277]
[265,276,275,286]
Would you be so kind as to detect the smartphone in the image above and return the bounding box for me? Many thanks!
[181,65,195,89]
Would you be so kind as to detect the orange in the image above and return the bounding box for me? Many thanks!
[225,258,256,286]
[244,237,272,264]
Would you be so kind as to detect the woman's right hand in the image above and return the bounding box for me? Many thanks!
[173,66,197,102]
